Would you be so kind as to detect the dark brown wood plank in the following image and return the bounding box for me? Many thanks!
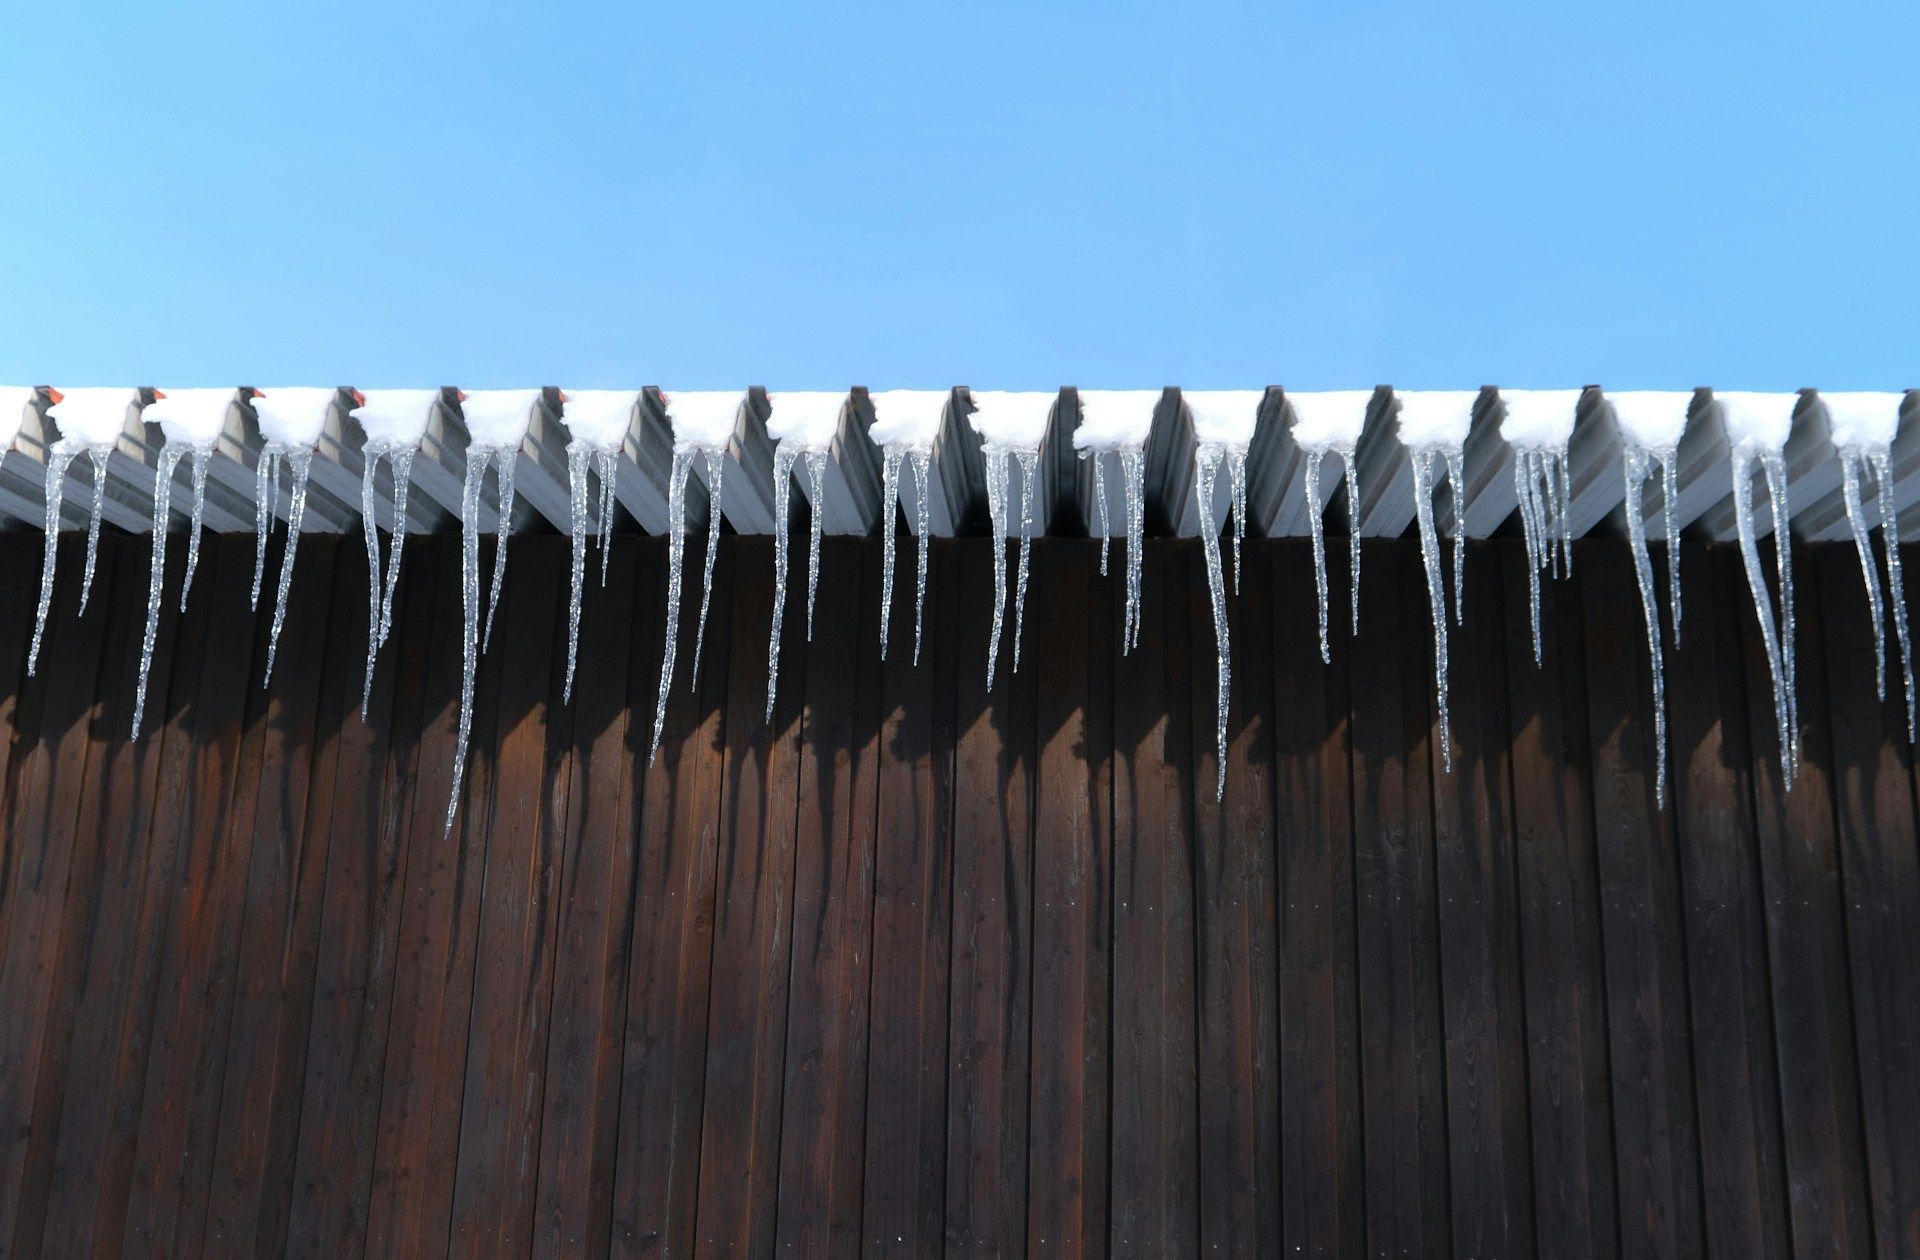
[1819,542,1920,1258]
[1497,543,1618,1257]
[1737,541,1873,1255]
[1347,541,1450,1257]
[1578,539,1704,1258]
[361,533,499,1257]
[1191,537,1281,1255]
[860,539,957,1257]
[608,537,733,1256]
[1108,539,1198,1254]
[1666,544,1789,1257]
[1024,539,1112,1257]
[120,533,273,1255]
[31,530,198,1257]
[529,537,651,1258]
[1429,544,1535,1257]
[0,533,116,1245]
[445,539,574,1254]
[197,534,344,1256]
[1270,541,1365,1256]
[0,530,45,929]
[774,537,883,1251]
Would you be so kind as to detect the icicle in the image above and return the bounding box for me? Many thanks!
[1515,449,1546,666]
[911,450,931,666]
[1444,445,1467,628]
[262,449,312,687]
[479,449,517,653]
[1731,447,1797,785]
[691,449,724,685]
[132,444,185,740]
[79,444,110,615]
[881,448,901,661]
[1657,450,1681,647]
[177,446,211,612]
[359,443,418,717]
[1228,448,1248,595]
[596,448,618,588]
[1410,447,1454,772]
[446,448,487,833]
[1345,449,1362,637]
[1305,449,1332,665]
[1013,449,1037,674]
[983,447,1011,690]
[1840,450,1887,697]
[1196,447,1231,800]
[379,447,415,647]
[1092,449,1110,577]
[804,449,826,641]
[1557,445,1574,576]
[767,444,799,719]
[1120,446,1145,653]
[565,444,591,704]
[252,447,278,609]
[1873,447,1916,742]
[651,449,695,760]
[1622,445,1670,805]
[1761,451,1799,777]
[28,444,80,675]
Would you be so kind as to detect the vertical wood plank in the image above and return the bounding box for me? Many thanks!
[1347,541,1451,1256]
[1271,541,1365,1256]
[1579,539,1705,1258]
[1024,539,1112,1257]
[860,540,957,1257]
[530,538,650,1258]
[775,538,883,1252]
[1108,540,1199,1254]
[944,536,1037,1255]
[1738,542,1873,1255]
[1430,545,1536,1257]
[1498,544,1618,1257]
[608,537,733,1256]
[1819,542,1920,1258]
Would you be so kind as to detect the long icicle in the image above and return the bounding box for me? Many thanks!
[691,449,724,685]
[1762,450,1799,777]
[804,449,826,641]
[651,449,694,760]
[1657,450,1681,647]
[984,447,1010,689]
[378,447,415,648]
[1305,448,1332,664]
[28,443,80,675]
[179,446,211,612]
[133,444,184,740]
[1121,446,1145,652]
[911,450,931,666]
[1411,448,1454,772]
[1346,447,1363,637]
[881,447,901,660]
[1622,445,1670,806]
[1873,448,1916,742]
[1196,447,1230,800]
[79,444,110,615]
[252,447,278,609]
[262,448,312,687]
[1445,446,1467,628]
[1840,449,1887,698]
[565,443,591,703]
[360,441,388,716]
[766,444,798,719]
[1092,449,1110,577]
[481,449,516,653]
[1012,448,1037,673]
[447,448,488,832]
[596,448,617,587]
[1731,447,1796,786]
[1515,449,1546,666]
[1228,447,1248,596]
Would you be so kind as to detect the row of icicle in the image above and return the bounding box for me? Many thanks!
[9,386,1912,826]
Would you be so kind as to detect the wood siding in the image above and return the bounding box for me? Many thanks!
[0,530,1914,1258]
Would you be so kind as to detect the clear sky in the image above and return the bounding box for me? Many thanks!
[1,1,1912,391]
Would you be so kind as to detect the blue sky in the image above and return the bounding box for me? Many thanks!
[1,1,1913,390]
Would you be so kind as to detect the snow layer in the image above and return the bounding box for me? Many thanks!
[665,390,743,450]
[253,387,335,448]
[1396,389,1477,449]
[0,387,37,449]
[145,388,237,446]
[562,389,638,451]
[1185,390,1264,451]
[48,387,137,446]
[1717,390,1798,453]
[352,389,439,447]
[1286,390,1372,450]
[766,391,847,451]
[1821,390,1904,450]
[968,390,1055,451]
[867,389,948,450]
[1499,388,1581,449]
[460,388,542,450]
[1607,390,1692,451]
[1072,389,1159,451]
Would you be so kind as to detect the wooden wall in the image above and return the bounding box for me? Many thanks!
[0,529,1914,1258]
